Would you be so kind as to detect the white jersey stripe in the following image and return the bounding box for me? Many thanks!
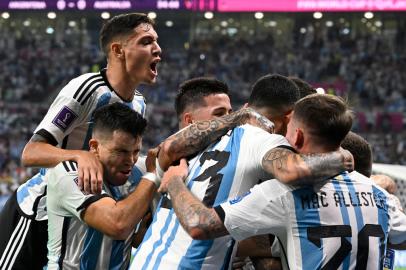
[0,217,30,270]
[72,74,102,100]
[5,219,31,270]
[0,216,25,267]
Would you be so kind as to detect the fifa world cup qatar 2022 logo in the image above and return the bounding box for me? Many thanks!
[52,106,78,131]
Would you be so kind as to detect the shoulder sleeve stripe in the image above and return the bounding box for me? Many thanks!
[62,161,70,172]
[80,83,107,105]
[76,78,104,103]
[35,128,59,146]
[68,161,78,172]
[214,205,225,223]
[276,145,297,153]
[73,74,102,99]
[76,194,111,212]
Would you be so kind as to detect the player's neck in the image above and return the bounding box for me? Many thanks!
[301,142,339,154]
[105,66,138,101]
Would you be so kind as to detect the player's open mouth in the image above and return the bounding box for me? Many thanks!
[121,170,131,176]
[150,60,159,75]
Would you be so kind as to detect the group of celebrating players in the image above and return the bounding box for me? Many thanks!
[0,12,405,270]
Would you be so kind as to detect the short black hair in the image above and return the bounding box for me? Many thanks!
[288,76,317,98]
[175,77,230,117]
[294,94,353,148]
[341,131,372,177]
[248,74,300,115]
[100,13,154,55]
[93,103,147,138]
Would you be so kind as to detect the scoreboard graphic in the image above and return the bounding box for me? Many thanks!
[1,0,406,11]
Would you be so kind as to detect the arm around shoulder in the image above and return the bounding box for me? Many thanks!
[261,147,354,185]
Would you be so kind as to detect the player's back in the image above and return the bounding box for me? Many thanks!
[277,171,390,269]
[131,125,289,270]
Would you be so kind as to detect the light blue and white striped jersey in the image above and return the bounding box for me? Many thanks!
[221,171,406,270]
[130,125,290,270]
[46,157,146,270]
[17,69,146,220]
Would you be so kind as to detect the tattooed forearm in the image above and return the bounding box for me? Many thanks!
[262,148,352,185]
[164,108,263,160]
[167,176,228,239]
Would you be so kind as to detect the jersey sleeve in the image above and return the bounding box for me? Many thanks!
[48,165,110,220]
[240,125,292,172]
[33,78,91,146]
[219,180,287,241]
[387,194,406,245]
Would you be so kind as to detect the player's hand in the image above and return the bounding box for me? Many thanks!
[76,151,103,194]
[371,174,397,194]
[339,147,354,172]
[158,158,188,193]
[146,146,160,173]
[239,107,275,133]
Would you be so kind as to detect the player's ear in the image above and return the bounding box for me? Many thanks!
[295,128,304,149]
[111,42,124,59]
[89,139,99,155]
[183,112,194,126]
[242,103,249,109]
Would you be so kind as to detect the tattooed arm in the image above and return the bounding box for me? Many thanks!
[262,147,354,185]
[158,107,274,171]
[159,159,228,239]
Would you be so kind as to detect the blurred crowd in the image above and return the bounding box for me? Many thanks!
[1,16,406,206]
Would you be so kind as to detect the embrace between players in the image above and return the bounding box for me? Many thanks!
[0,12,405,270]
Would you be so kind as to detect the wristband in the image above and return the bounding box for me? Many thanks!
[155,158,164,179]
[142,172,160,187]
